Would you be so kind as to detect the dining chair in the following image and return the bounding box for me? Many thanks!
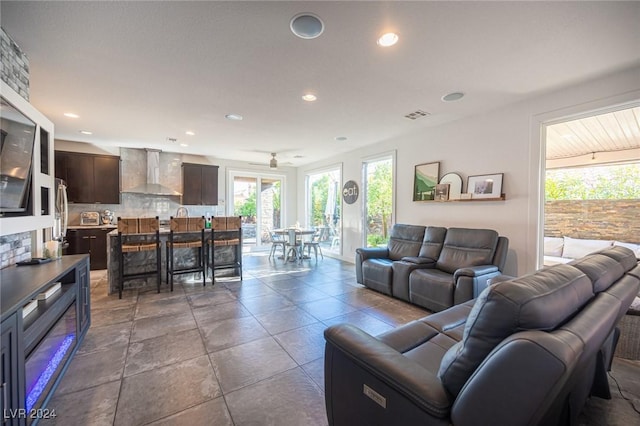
[284,228,303,262]
[303,229,324,261]
[166,216,206,291]
[116,216,161,299]
[267,228,287,260]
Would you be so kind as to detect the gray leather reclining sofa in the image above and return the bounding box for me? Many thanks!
[325,246,640,426]
[355,224,509,312]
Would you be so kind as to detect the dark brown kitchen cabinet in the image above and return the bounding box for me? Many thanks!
[66,228,110,270]
[55,151,120,204]
[182,163,218,205]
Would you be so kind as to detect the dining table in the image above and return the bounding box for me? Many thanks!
[272,228,316,260]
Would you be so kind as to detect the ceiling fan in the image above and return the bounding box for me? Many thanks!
[248,152,292,168]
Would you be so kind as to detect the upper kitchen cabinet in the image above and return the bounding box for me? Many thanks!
[182,163,218,205]
[55,151,120,204]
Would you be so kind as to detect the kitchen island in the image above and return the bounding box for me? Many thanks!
[106,227,241,294]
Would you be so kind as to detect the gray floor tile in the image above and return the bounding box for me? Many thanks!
[115,355,220,426]
[322,310,394,336]
[312,281,360,296]
[90,304,135,328]
[77,321,132,355]
[192,300,252,325]
[334,288,391,309]
[39,380,120,426]
[363,300,429,326]
[200,316,269,353]
[255,305,319,335]
[239,293,294,316]
[187,289,237,307]
[298,297,358,321]
[209,337,297,393]
[131,311,197,342]
[274,322,328,365]
[225,368,327,426]
[134,296,191,320]
[301,358,325,391]
[55,345,127,395]
[124,328,206,377]
[275,286,329,304]
[146,397,233,426]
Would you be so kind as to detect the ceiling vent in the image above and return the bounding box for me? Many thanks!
[404,110,430,120]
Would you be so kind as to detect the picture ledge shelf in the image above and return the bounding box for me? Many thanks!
[417,194,506,203]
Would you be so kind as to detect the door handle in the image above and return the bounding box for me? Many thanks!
[82,236,90,239]
[90,236,97,239]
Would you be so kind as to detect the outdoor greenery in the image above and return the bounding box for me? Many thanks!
[546,163,640,200]
[366,160,393,245]
[309,174,340,227]
[234,190,257,219]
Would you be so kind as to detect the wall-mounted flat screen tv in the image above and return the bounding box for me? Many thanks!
[0,97,36,213]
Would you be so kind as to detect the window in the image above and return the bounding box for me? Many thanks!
[363,154,394,247]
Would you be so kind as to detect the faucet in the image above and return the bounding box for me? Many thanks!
[176,206,189,217]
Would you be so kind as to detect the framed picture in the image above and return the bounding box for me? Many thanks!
[413,162,440,201]
[467,173,503,199]
[435,183,450,201]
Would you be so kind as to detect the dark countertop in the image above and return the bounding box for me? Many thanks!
[0,254,89,322]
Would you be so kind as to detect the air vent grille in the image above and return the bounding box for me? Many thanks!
[404,110,430,120]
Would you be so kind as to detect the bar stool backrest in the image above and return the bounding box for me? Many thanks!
[118,217,159,234]
[170,216,205,232]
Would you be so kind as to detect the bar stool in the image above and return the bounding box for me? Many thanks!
[166,216,206,290]
[117,217,161,299]
[209,216,243,281]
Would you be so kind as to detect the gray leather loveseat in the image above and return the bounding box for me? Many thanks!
[355,224,509,312]
[325,246,640,425]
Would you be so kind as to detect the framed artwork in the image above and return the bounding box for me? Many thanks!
[439,172,463,200]
[435,183,450,201]
[467,173,503,199]
[413,162,440,201]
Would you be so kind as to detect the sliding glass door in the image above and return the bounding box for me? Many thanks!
[229,171,283,250]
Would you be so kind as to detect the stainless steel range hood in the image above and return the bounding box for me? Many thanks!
[122,150,182,196]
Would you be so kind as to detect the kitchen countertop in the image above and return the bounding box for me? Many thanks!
[68,224,117,230]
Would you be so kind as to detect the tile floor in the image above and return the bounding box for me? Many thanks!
[40,253,639,425]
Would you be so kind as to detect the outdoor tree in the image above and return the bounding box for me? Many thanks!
[546,164,640,200]
[367,161,393,243]
[234,191,257,220]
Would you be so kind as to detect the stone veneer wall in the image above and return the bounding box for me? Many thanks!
[0,231,32,268]
[1,27,29,100]
[1,28,32,269]
[545,199,640,243]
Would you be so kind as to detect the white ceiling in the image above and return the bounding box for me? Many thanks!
[2,1,640,167]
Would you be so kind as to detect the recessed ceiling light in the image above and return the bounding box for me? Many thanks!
[185,131,195,136]
[302,94,317,102]
[441,92,465,102]
[180,143,189,147]
[290,13,324,39]
[225,113,243,121]
[377,32,399,47]
[335,136,347,141]
[79,130,92,135]
[64,112,79,118]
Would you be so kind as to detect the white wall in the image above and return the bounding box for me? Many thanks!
[297,66,640,276]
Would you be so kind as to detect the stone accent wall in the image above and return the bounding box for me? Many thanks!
[545,199,640,243]
[1,231,32,268]
[1,27,30,100]
[1,29,32,269]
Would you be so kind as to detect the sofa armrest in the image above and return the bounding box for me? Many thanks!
[355,247,390,284]
[401,256,437,265]
[453,265,499,280]
[324,324,451,418]
[357,247,389,260]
